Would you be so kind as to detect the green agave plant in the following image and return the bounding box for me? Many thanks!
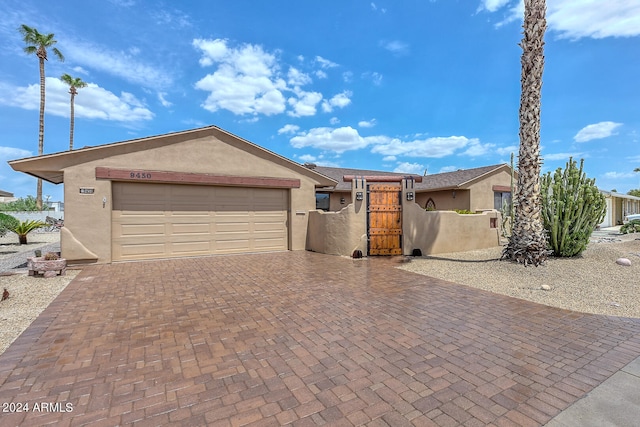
[10,220,47,244]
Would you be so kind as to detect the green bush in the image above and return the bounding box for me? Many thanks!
[0,196,40,211]
[453,209,476,214]
[621,219,640,234]
[0,213,19,238]
[541,158,606,257]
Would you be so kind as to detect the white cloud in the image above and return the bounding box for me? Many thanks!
[574,121,622,142]
[290,126,371,153]
[72,66,89,75]
[157,92,172,107]
[329,117,340,125]
[380,40,409,55]
[287,90,323,117]
[321,91,352,113]
[290,127,491,159]
[362,71,383,86]
[315,56,338,69]
[603,171,635,179]
[496,145,518,156]
[278,124,300,135]
[485,0,640,39]
[64,40,172,90]
[383,155,396,162]
[394,162,424,175]
[544,152,584,161]
[0,78,154,122]
[298,154,317,163]
[287,67,312,86]
[193,38,287,116]
[438,166,458,173]
[315,70,328,79]
[0,146,32,160]
[371,135,486,158]
[343,71,354,83]
[359,119,377,128]
[478,0,511,13]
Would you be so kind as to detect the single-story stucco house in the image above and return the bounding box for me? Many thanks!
[310,163,515,213]
[9,126,506,262]
[9,126,336,263]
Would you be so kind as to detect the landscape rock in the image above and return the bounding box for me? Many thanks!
[541,284,551,291]
[616,258,632,266]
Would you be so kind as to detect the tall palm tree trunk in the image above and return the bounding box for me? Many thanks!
[69,89,76,150]
[36,51,46,211]
[502,0,549,266]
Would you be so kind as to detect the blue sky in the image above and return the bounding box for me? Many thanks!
[1,0,639,202]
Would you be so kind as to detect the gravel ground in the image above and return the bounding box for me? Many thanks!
[0,232,78,355]
[400,232,640,319]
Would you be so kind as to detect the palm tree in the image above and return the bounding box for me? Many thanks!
[502,0,549,266]
[19,24,64,210]
[60,74,87,150]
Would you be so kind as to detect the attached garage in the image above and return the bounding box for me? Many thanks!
[8,126,336,264]
[111,182,288,261]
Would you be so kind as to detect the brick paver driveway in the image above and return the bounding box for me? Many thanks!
[1,252,639,426]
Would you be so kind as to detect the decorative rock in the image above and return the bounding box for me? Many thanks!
[541,284,551,291]
[616,258,632,267]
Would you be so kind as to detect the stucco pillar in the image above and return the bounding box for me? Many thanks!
[351,177,367,254]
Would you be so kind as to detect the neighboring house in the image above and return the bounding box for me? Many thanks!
[599,190,640,227]
[310,163,515,213]
[0,190,17,203]
[9,126,335,264]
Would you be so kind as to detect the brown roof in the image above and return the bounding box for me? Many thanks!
[0,190,14,197]
[309,163,511,192]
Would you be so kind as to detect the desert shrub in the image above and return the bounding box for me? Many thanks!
[621,219,640,234]
[43,252,60,260]
[541,158,606,257]
[0,213,19,238]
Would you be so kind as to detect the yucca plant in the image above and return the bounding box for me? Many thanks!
[541,158,606,257]
[9,220,47,244]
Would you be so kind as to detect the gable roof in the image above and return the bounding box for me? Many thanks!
[8,126,336,187]
[309,163,512,192]
[0,190,14,197]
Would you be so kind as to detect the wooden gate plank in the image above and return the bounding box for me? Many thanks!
[368,183,402,256]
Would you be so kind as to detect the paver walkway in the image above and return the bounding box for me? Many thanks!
[0,252,639,426]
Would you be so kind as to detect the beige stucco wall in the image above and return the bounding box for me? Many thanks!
[306,181,367,256]
[467,169,513,211]
[402,200,501,255]
[60,133,322,263]
[415,190,470,211]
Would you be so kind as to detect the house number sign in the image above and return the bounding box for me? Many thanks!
[129,171,152,179]
[79,188,95,194]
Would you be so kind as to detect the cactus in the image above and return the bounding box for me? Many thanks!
[541,158,606,257]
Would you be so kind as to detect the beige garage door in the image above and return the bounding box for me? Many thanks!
[112,182,288,261]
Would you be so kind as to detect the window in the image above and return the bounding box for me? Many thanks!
[316,193,329,211]
[494,191,512,211]
[425,198,436,211]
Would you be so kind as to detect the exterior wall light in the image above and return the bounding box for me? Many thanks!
[340,197,346,204]
[355,192,364,201]
[452,190,456,199]
[406,192,414,201]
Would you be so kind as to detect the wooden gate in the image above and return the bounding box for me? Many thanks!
[368,183,402,255]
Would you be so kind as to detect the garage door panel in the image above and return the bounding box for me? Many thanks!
[117,224,167,236]
[112,182,288,261]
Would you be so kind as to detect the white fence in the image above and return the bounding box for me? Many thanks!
[1,211,64,222]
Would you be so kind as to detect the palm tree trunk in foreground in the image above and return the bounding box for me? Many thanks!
[36,52,46,211]
[502,0,549,266]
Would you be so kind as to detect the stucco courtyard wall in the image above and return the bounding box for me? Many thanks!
[402,202,501,255]
[306,198,367,256]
